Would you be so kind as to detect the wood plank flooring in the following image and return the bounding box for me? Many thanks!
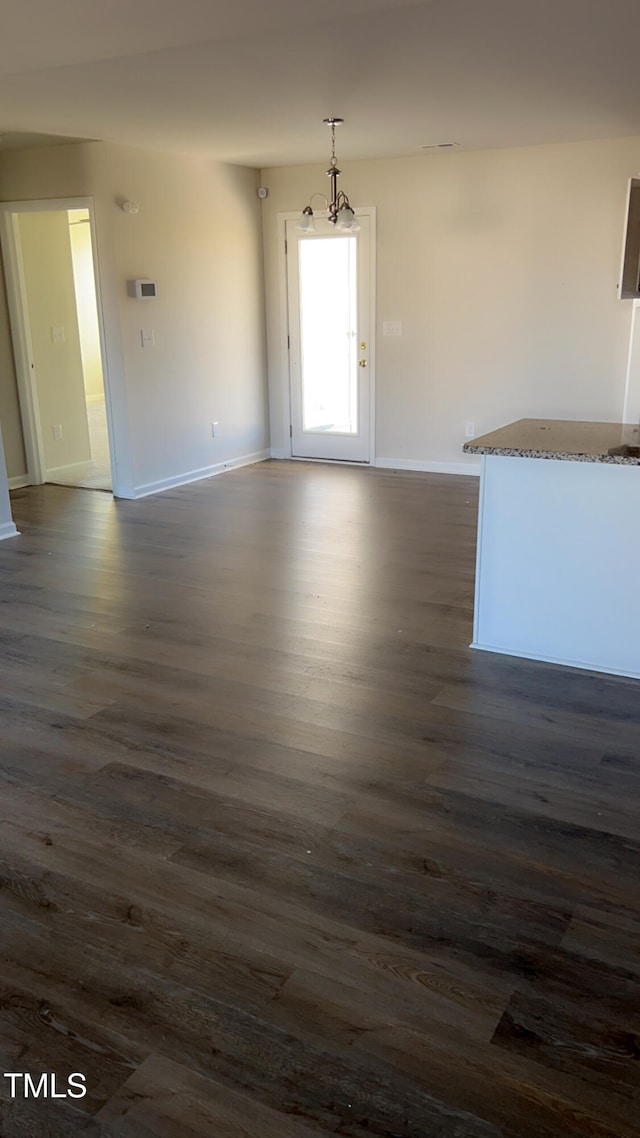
[0,459,639,1137]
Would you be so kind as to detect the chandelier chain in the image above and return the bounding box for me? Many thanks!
[297,117,359,232]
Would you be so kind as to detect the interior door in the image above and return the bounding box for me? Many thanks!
[1,202,114,492]
[286,215,372,462]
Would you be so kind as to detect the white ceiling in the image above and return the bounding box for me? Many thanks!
[1,0,640,167]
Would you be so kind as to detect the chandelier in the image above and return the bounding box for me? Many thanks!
[297,118,360,233]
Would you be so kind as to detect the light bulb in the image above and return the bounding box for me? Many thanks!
[297,207,316,233]
[337,206,359,232]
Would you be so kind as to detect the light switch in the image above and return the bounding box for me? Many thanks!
[383,320,403,337]
[51,326,65,344]
[141,330,155,348]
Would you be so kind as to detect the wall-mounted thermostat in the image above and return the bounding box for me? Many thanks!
[133,279,157,299]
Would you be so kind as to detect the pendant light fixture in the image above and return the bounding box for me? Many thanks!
[298,118,360,234]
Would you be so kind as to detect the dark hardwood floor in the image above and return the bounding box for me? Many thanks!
[0,459,639,1137]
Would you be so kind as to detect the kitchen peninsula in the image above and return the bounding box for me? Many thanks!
[463,419,640,679]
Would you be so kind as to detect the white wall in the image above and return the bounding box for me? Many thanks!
[261,136,638,470]
[83,144,269,494]
[0,140,269,498]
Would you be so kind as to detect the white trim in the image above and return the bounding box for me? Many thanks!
[0,197,92,214]
[0,209,45,483]
[284,455,369,466]
[367,210,377,462]
[618,176,636,302]
[8,474,29,490]
[127,449,271,500]
[86,198,122,497]
[622,297,640,422]
[469,641,640,682]
[0,521,20,541]
[45,460,94,477]
[276,212,292,458]
[268,452,480,475]
[375,457,481,476]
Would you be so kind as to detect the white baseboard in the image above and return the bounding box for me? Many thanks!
[8,474,29,490]
[268,452,481,475]
[375,457,481,476]
[127,449,271,500]
[470,641,640,682]
[0,521,20,541]
[46,459,92,476]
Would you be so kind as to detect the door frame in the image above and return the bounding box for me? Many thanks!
[277,207,376,462]
[0,196,117,492]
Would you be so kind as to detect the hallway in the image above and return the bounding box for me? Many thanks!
[47,395,111,491]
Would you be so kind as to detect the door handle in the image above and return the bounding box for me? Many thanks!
[358,359,368,368]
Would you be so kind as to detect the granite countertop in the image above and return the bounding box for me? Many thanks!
[463,419,640,464]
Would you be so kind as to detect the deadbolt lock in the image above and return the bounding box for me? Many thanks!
[360,342,367,350]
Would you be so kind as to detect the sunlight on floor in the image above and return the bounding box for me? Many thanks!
[47,396,112,492]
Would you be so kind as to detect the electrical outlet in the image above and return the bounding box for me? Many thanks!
[51,326,65,344]
[465,421,475,438]
[140,329,155,348]
[52,424,63,441]
[383,320,403,337]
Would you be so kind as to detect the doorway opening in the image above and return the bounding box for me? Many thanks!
[285,210,375,463]
[0,198,114,493]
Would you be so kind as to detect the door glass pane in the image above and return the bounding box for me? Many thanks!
[298,236,357,434]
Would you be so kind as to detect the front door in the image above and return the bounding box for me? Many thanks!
[286,214,372,462]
